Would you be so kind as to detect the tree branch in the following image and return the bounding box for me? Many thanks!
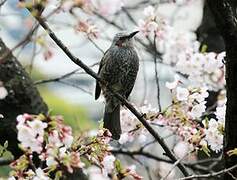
[153,34,162,111]
[176,163,237,180]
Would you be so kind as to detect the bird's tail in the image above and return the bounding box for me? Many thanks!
[103,104,121,140]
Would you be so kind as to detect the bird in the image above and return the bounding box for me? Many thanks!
[95,31,139,140]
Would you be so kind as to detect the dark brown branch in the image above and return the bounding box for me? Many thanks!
[27,12,189,177]
[111,148,214,174]
[153,34,162,111]
[111,149,172,163]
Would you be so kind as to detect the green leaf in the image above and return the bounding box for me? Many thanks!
[2,151,13,160]
[98,119,103,129]
[55,170,62,180]
[201,145,210,157]
[0,146,4,157]
[201,44,208,53]
[115,159,122,172]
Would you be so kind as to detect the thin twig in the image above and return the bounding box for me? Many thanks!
[29,31,38,74]
[153,34,162,112]
[111,149,172,164]
[88,37,104,54]
[122,7,137,25]
[111,148,218,174]
[35,61,99,85]
[34,69,80,85]
[176,163,237,180]
[58,81,93,95]
[140,139,156,151]
[162,151,192,180]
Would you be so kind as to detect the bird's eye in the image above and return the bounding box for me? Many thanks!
[119,36,126,41]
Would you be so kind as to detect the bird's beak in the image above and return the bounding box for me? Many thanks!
[127,31,139,39]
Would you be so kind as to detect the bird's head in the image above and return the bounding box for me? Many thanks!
[112,31,139,48]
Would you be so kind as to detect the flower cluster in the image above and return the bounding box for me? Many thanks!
[119,103,159,145]
[202,118,224,153]
[75,19,99,38]
[119,78,225,153]
[138,6,168,39]
[91,0,125,16]
[175,51,225,91]
[158,25,225,90]
[10,114,84,179]
[10,114,141,179]
[139,5,226,91]
[161,80,225,152]
[16,114,48,153]
[63,0,125,16]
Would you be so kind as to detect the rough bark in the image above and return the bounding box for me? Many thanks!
[0,38,48,158]
[207,0,237,179]
[196,1,225,53]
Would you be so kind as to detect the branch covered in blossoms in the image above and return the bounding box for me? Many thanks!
[9,114,142,179]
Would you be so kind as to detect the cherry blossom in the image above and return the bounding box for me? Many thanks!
[189,101,206,119]
[215,104,226,124]
[203,118,223,152]
[143,5,156,20]
[173,141,190,159]
[27,119,47,137]
[87,166,109,180]
[0,81,8,99]
[91,0,125,16]
[176,87,189,101]
[16,115,47,153]
[33,168,49,180]
[138,5,225,90]
[75,19,99,38]
[101,154,116,176]
[165,74,181,89]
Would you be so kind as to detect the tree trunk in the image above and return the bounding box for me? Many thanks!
[0,38,48,158]
[207,0,237,179]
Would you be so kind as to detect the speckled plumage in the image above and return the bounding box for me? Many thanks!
[95,31,139,139]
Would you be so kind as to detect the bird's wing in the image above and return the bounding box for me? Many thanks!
[125,75,136,99]
[125,56,139,99]
[95,50,109,100]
